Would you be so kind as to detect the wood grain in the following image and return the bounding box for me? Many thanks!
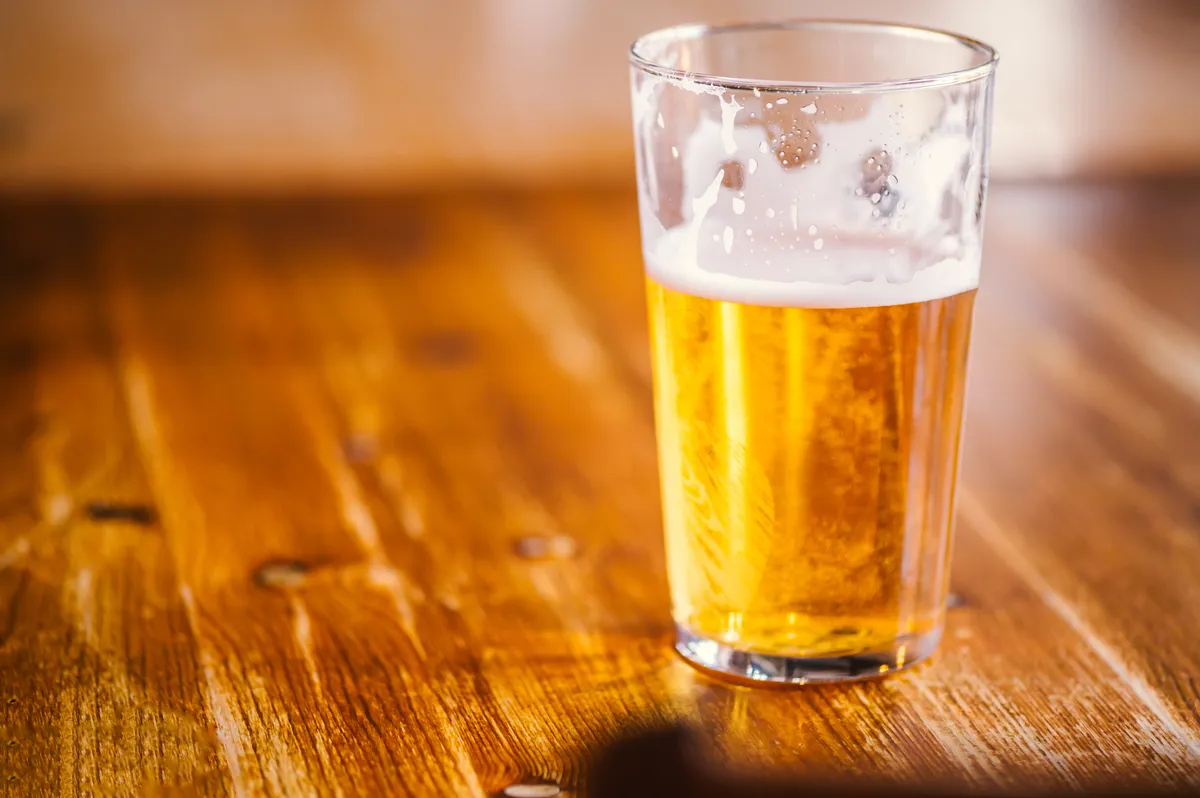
[1,184,1199,796]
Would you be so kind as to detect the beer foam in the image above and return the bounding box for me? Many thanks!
[634,77,984,308]
[646,229,979,309]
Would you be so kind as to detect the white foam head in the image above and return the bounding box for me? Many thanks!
[646,229,979,309]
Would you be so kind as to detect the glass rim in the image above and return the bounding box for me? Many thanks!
[629,19,999,94]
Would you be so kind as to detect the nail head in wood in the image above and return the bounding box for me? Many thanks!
[85,502,157,526]
[502,785,561,798]
[341,434,379,463]
[255,560,310,589]
[413,331,476,366]
[513,535,577,561]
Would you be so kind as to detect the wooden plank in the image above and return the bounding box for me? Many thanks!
[0,205,228,796]
[1,185,1199,794]
[505,191,654,391]
[949,209,1200,750]
[0,206,69,798]
[251,198,681,793]
[101,202,494,796]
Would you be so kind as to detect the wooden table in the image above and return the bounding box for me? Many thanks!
[1,183,1198,796]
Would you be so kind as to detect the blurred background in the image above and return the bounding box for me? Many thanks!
[2,0,1198,194]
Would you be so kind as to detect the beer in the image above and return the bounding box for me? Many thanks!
[646,257,975,665]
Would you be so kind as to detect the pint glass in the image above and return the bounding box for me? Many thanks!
[630,21,998,683]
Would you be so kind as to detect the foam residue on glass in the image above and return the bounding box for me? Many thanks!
[631,73,985,309]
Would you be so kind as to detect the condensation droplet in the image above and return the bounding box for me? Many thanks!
[807,225,818,236]
[758,141,769,154]
[765,207,775,218]
[813,238,824,251]
[887,173,900,186]
[799,102,817,115]
[765,102,774,110]
[870,192,882,204]
[775,97,788,105]
[656,112,665,129]
[670,146,678,159]
[722,226,734,254]
[748,158,758,174]
[731,197,746,215]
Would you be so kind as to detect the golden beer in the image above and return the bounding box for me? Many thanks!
[647,276,975,669]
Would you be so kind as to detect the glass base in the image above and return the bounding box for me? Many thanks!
[674,624,942,686]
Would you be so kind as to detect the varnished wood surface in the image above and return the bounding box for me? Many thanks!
[1,183,1199,795]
